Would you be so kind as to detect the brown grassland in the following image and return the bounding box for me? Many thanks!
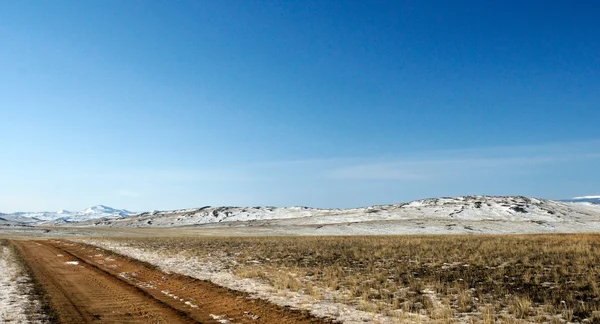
[87,234,600,323]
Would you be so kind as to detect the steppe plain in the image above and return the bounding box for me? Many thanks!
[2,196,600,323]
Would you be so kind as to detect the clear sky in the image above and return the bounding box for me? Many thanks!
[1,1,599,212]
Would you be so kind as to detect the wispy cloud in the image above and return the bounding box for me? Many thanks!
[324,142,600,181]
[88,140,600,183]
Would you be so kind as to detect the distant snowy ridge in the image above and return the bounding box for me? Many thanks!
[4,196,600,235]
[84,196,600,230]
[0,205,134,223]
[572,195,600,199]
[562,196,600,205]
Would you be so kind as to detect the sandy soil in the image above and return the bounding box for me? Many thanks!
[13,239,330,324]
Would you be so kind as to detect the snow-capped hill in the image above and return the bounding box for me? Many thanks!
[396,196,596,221]
[563,196,600,205]
[85,196,600,229]
[0,212,29,225]
[5,196,600,235]
[117,205,322,227]
[82,205,131,215]
[0,206,134,223]
[573,195,600,199]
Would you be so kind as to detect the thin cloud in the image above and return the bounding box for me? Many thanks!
[75,139,600,186]
[326,151,599,181]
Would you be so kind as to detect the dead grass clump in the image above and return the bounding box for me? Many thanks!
[509,296,531,318]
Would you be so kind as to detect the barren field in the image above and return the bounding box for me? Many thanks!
[5,239,330,324]
[79,234,600,323]
[2,234,600,323]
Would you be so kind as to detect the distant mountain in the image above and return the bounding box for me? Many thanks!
[5,196,600,236]
[1,205,135,223]
[562,196,600,204]
[84,196,600,231]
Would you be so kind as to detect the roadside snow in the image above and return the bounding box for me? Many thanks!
[78,239,415,324]
[0,246,47,323]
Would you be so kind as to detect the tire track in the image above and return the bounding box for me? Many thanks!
[16,240,331,324]
[13,240,199,324]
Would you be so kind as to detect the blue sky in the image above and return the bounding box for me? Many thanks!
[1,1,599,212]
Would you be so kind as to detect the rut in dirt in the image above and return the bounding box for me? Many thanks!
[13,239,332,324]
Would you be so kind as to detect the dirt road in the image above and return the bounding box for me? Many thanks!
[13,240,330,324]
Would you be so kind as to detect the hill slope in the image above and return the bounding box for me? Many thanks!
[80,196,600,235]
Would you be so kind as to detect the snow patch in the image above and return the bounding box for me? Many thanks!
[0,246,47,323]
[209,314,232,323]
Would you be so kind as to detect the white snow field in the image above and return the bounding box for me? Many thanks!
[0,245,47,323]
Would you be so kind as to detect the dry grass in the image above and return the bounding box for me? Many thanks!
[88,234,600,322]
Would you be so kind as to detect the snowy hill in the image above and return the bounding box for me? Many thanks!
[1,205,134,223]
[4,197,600,235]
[82,196,600,235]
[562,196,600,205]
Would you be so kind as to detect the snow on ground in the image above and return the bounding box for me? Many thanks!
[0,246,47,323]
[78,239,417,324]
